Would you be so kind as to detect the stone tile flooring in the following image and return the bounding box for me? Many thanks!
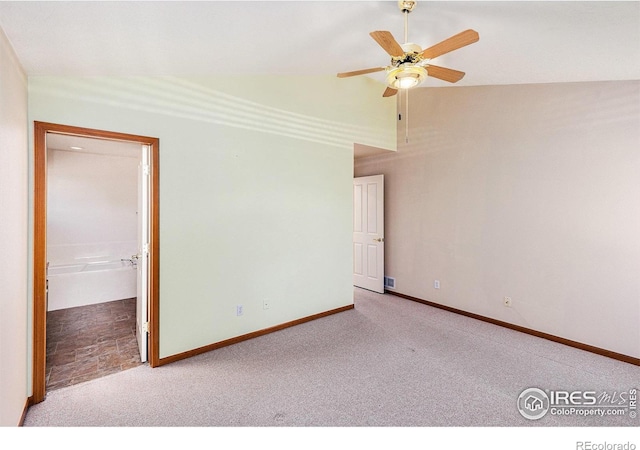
[46,298,143,391]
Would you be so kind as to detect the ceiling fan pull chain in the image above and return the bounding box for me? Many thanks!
[405,89,410,143]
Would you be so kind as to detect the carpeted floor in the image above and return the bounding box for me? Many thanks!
[24,288,639,428]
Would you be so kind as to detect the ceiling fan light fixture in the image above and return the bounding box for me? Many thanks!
[386,65,428,90]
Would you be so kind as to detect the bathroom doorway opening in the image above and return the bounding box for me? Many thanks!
[33,122,160,404]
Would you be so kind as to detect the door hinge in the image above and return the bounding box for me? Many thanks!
[143,243,150,255]
[142,164,150,176]
[142,322,149,333]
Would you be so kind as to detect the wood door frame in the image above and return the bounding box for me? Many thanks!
[33,121,160,403]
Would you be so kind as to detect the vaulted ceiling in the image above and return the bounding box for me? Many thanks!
[0,1,638,88]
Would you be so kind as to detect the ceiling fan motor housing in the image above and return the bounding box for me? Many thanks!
[401,42,422,54]
[391,43,426,69]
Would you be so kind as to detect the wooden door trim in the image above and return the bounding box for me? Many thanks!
[32,122,160,403]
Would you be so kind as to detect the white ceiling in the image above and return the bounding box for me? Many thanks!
[0,1,639,87]
[47,133,141,159]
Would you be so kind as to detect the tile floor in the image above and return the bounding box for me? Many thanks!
[46,298,143,391]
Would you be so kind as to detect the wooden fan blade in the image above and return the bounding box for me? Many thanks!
[426,64,466,83]
[421,29,479,59]
[370,31,405,57]
[337,67,386,78]
[383,87,398,97]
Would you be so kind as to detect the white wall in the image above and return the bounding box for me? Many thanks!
[29,75,396,359]
[46,149,138,310]
[46,149,138,266]
[0,25,28,426]
[355,81,640,359]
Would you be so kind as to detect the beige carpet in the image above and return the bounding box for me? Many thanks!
[24,288,639,434]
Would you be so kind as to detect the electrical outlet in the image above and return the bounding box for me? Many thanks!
[503,297,512,307]
[236,305,243,316]
[263,299,270,310]
[434,280,440,289]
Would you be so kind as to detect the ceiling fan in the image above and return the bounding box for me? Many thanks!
[337,0,479,97]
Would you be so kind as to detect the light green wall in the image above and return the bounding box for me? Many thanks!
[28,75,396,359]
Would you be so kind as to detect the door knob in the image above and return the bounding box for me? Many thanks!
[374,238,384,242]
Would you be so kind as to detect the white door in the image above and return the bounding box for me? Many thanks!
[353,175,384,293]
[136,144,150,363]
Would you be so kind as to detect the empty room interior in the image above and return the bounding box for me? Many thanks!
[0,1,639,442]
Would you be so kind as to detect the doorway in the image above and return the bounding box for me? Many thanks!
[33,122,160,404]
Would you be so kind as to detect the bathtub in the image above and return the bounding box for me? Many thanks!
[47,260,137,311]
